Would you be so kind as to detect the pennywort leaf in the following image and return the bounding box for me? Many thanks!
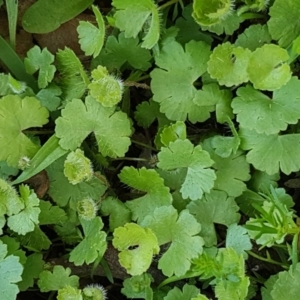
[69,217,107,266]
[207,42,251,87]
[77,5,105,58]
[151,40,211,122]
[119,166,172,222]
[247,44,291,91]
[112,223,159,276]
[157,139,216,200]
[232,78,300,134]
[141,206,204,277]
[240,128,300,175]
[0,95,49,167]
[112,0,161,49]
[24,46,56,89]
[55,96,131,157]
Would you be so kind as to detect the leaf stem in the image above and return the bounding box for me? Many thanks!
[131,139,157,151]
[159,0,180,10]
[124,81,150,89]
[111,157,149,162]
[135,74,150,82]
[246,250,289,269]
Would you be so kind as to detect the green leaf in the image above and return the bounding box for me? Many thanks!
[24,46,56,89]
[141,206,204,277]
[248,171,279,194]
[150,40,211,122]
[98,32,152,71]
[7,73,27,94]
[38,265,79,292]
[18,253,44,291]
[39,200,67,225]
[112,223,159,276]
[112,0,161,49]
[46,155,107,208]
[193,83,233,124]
[121,274,153,299]
[0,95,49,167]
[201,11,241,35]
[160,121,186,147]
[18,226,51,252]
[7,185,40,235]
[55,97,131,157]
[69,217,107,266]
[226,224,252,258]
[0,240,23,300]
[0,36,38,92]
[235,24,272,51]
[56,48,89,102]
[0,73,10,96]
[192,0,234,26]
[100,196,131,231]
[261,274,278,300]
[0,236,26,265]
[210,120,240,158]
[12,134,68,185]
[164,284,200,300]
[233,78,300,134]
[187,190,240,246]
[247,44,291,91]
[268,0,300,47]
[134,99,168,128]
[0,178,23,216]
[157,139,216,200]
[36,84,62,111]
[88,66,123,107]
[207,42,251,87]
[22,0,94,33]
[174,4,213,45]
[203,138,250,198]
[270,263,300,299]
[239,128,300,175]
[77,5,105,58]
[119,166,172,222]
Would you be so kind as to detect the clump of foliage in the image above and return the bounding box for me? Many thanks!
[1,0,300,299]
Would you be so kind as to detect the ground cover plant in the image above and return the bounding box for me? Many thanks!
[1,0,300,299]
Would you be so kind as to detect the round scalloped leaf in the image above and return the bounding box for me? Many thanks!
[112,223,159,276]
[207,42,251,87]
[247,44,291,91]
[192,0,234,26]
[235,24,272,51]
[268,0,300,48]
[88,66,123,107]
[232,78,300,134]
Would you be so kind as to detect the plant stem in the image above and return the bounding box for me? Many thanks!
[247,250,289,269]
[124,81,150,89]
[159,0,180,10]
[135,74,150,82]
[131,139,157,151]
[112,157,149,162]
